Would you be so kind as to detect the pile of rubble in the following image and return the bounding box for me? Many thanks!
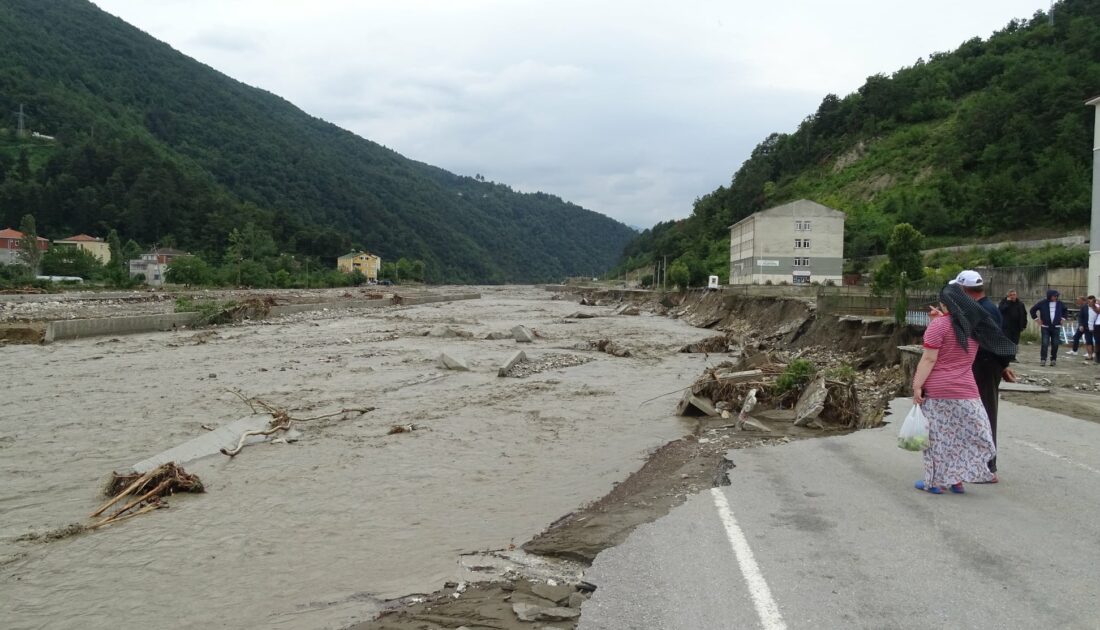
[676,350,887,430]
[501,353,593,378]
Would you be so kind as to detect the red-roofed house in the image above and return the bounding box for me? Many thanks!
[53,234,111,263]
[0,228,50,266]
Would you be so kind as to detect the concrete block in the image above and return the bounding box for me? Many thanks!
[498,350,527,377]
[438,352,470,371]
[512,325,535,343]
[676,391,718,417]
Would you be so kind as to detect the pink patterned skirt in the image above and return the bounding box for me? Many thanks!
[921,398,996,487]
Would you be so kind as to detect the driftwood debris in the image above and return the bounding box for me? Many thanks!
[221,391,374,457]
[89,462,204,530]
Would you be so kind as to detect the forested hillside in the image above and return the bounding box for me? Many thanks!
[0,0,635,283]
[619,0,1100,283]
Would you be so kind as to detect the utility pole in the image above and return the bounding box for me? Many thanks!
[662,255,667,291]
[1087,95,1100,296]
[15,104,26,138]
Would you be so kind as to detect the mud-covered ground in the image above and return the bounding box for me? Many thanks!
[1002,342,1100,422]
[1,286,729,630]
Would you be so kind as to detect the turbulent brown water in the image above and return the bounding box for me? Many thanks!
[0,286,718,630]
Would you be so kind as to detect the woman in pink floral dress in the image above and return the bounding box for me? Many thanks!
[910,285,998,493]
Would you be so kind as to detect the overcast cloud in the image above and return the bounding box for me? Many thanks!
[93,0,1048,228]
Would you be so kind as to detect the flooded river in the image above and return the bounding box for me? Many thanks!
[0,286,716,629]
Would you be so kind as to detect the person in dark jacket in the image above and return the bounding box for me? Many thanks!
[997,289,1028,345]
[950,270,1017,478]
[1029,289,1069,367]
[1069,296,1093,359]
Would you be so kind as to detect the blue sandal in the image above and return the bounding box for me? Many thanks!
[915,480,943,494]
[949,483,965,494]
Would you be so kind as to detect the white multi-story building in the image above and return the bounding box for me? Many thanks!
[729,199,845,285]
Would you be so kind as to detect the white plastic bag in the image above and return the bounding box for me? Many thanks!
[898,404,930,451]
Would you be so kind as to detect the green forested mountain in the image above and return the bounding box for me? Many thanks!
[0,0,636,283]
[620,0,1100,283]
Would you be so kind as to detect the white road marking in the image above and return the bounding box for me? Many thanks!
[1014,439,1100,476]
[710,487,787,630]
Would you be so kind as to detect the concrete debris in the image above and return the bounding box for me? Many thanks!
[737,416,773,432]
[388,424,416,434]
[676,391,718,417]
[132,415,277,473]
[615,304,640,316]
[565,312,599,319]
[498,350,527,377]
[581,338,632,357]
[437,352,470,371]
[484,331,513,340]
[578,296,594,306]
[512,325,535,343]
[793,376,828,427]
[425,325,473,338]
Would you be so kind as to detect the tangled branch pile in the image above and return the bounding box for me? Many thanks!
[222,390,375,457]
[91,462,204,530]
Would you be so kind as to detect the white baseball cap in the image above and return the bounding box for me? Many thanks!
[949,269,983,287]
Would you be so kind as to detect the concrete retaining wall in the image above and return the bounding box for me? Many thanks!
[45,312,200,342]
[42,293,481,343]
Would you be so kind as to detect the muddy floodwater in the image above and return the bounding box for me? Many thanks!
[0,286,718,630]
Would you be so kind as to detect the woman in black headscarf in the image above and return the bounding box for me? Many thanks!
[910,284,1012,494]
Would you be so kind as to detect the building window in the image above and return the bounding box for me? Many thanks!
[794,257,809,267]
[792,275,810,285]
[794,220,811,231]
[794,238,810,249]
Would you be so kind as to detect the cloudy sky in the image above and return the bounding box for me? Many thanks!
[94,0,1047,228]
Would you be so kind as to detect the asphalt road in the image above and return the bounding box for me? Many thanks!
[579,399,1100,630]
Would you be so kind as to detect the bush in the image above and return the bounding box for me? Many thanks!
[174,297,237,324]
[824,363,857,382]
[0,263,34,286]
[40,247,104,279]
[775,359,816,393]
[166,256,214,285]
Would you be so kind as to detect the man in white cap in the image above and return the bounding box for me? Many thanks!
[949,269,1015,480]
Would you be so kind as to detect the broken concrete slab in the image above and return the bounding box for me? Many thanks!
[565,312,599,319]
[132,415,276,473]
[1000,382,1050,393]
[676,391,718,417]
[738,416,773,432]
[794,376,829,427]
[712,369,763,384]
[512,325,535,343]
[498,350,527,377]
[484,331,512,340]
[615,304,640,316]
[438,352,470,371]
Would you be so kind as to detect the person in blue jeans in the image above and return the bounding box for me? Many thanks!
[1029,289,1068,367]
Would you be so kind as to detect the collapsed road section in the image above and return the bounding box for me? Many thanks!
[351,287,916,629]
